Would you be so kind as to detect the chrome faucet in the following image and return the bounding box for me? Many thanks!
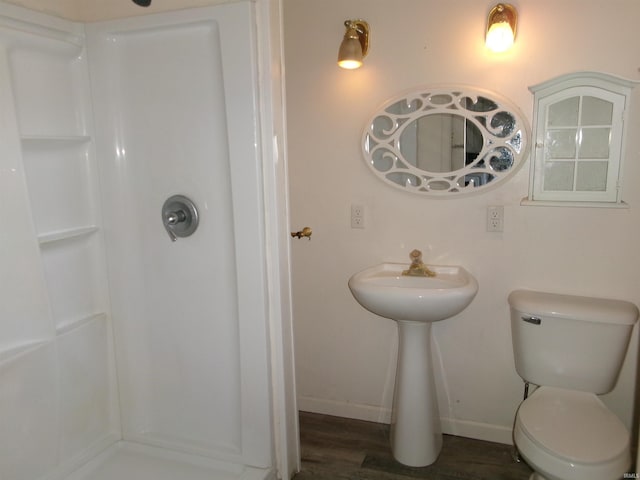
[402,249,436,277]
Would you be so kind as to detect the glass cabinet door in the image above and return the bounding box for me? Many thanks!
[528,72,635,205]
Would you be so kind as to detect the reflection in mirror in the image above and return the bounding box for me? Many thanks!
[463,96,497,112]
[362,87,530,196]
[399,114,483,173]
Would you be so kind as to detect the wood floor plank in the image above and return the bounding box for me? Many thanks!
[295,412,532,480]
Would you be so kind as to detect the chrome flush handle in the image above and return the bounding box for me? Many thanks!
[521,316,542,325]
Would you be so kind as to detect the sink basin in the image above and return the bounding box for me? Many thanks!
[348,263,478,323]
[348,261,478,467]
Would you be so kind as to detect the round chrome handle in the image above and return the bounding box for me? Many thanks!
[162,195,199,242]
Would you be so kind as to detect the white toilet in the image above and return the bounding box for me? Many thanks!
[508,289,639,480]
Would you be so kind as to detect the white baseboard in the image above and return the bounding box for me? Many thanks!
[298,395,392,424]
[298,395,514,445]
[440,417,514,445]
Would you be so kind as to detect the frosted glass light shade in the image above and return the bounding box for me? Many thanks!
[337,36,363,69]
[337,20,369,70]
[486,21,514,52]
[485,4,517,53]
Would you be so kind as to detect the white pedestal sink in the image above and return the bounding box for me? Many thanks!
[348,262,478,467]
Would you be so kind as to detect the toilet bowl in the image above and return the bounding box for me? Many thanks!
[508,290,639,480]
[514,386,629,480]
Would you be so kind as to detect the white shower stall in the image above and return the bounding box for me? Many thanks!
[0,1,293,479]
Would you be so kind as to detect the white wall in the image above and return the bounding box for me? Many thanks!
[284,0,640,444]
[2,0,234,21]
[1,0,76,18]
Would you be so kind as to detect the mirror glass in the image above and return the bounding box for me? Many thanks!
[362,87,530,196]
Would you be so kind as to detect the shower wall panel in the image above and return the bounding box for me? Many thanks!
[0,5,120,480]
[87,2,273,468]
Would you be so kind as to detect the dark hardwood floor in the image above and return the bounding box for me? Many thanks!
[294,411,533,480]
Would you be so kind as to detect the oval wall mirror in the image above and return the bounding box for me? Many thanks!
[362,86,530,196]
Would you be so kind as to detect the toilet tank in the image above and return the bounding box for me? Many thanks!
[509,290,639,394]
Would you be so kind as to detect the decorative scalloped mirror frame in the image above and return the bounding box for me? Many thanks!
[362,86,530,197]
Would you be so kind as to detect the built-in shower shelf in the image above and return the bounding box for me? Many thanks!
[0,340,50,367]
[21,135,92,147]
[56,312,106,336]
[38,225,99,245]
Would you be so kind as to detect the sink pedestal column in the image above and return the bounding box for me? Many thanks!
[390,321,442,467]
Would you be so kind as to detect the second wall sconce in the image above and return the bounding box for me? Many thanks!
[485,3,517,53]
[337,19,370,69]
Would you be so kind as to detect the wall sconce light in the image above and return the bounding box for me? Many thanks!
[337,19,370,69]
[485,3,517,53]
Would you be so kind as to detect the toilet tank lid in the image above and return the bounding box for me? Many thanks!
[508,290,639,326]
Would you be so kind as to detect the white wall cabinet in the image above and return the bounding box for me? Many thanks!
[527,72,636,206]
